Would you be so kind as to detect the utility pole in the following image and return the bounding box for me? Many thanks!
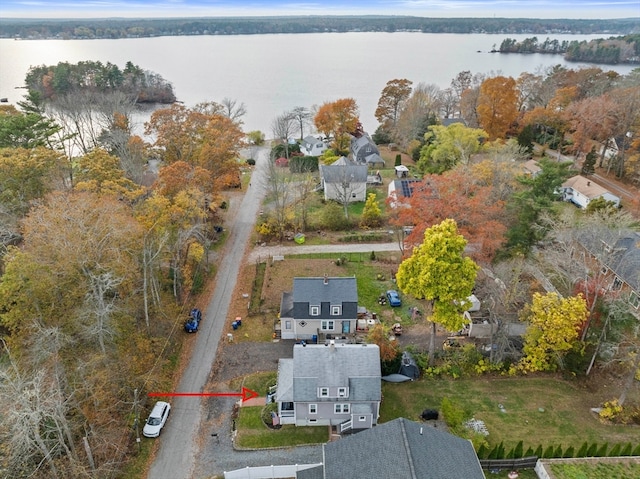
[134,388,141,451]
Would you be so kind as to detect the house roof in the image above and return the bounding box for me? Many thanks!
[576,228,640,292]
[276,358,294,402]
[390,179,420,198]
[304,417,485,479]
[279,291,293,319]
[523,159,541,175]
[320,164,368,184]
[292,277,358,304]
[351,134,380,159]
[562,175,616,200]
[290,343,381,402]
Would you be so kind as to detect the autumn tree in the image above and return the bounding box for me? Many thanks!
[367,323,400,363]
[518,292,588,373]
[145,102,245,190]
[0,146,66,217]
[313,98,359,155]
[417,123,487,174]
[477,76,519,140]
[394,82,442,151]
[360,192,382,228]
[396,168,507,264]
[396,219,479,362]
[375,78,413,131]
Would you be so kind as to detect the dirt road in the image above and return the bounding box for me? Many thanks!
[147,148,270,479]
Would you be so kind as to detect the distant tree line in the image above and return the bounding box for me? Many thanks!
[499,34,640,64]
[24,60,175,103]
[0,16,638,40]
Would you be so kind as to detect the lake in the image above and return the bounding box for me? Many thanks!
[0,32,636,135]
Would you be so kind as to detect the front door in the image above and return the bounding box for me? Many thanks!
[342,321,350,334]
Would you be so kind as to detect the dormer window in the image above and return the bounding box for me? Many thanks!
[318,387,329,398]
[310,305,320,316]
[338,387,348,398]
[331,305,341,316]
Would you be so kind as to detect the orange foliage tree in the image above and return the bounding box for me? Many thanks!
[476,75,519,140]
[393,168,507,264]
[313,98,359,154]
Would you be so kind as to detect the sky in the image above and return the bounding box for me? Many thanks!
[0,0,638,20]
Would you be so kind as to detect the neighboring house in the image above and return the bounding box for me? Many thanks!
[297,417,485,479]
[279,276,358,341]
[576,228,640,318]
[441,117,467,127]
[350,134,385,168]
[387,178,421,208]
[561,175,621,209]
[300,135,329,156]
[274,342,381,431]
[319,161,368,203]
[522,159,541,177]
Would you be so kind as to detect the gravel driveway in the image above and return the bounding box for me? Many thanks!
[192,340,323,479]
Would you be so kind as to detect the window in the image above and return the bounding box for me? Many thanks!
[338,387,348,398]
[299,320,307,327]
[310,305,320,316]
[309,404,317,414]
[318,387,329,397]
[631,292,640,310]
[321,320,335,331]
[331,305,341,316]
[285,320,291,330]
[334,404,350,414]
[612,276,623,291]
[308,418,317,423]
[358,416,367,422]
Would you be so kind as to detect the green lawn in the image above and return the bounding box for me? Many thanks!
[235,407,329,448]
[548,460,640,479]
[380,376,638,453]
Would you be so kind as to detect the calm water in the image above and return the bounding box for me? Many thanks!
[0,33,635,135]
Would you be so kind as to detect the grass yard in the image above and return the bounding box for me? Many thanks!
[234,408,329,449]
[381,376,639,453]
[547,459,640,478]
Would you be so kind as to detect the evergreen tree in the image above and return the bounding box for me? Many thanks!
[581,146,597,176]
[563,446,575,458]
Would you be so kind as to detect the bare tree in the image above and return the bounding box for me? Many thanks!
[265,156,293,241]
[292,172,317,232]
[271,111,297,159]
[82,268,123,354]
[221,97,247,124]
[290,106,312,141]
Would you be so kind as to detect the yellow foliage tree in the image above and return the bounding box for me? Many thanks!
[518,292,588,373]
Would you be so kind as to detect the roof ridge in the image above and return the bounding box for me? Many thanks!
[399,418,418,479]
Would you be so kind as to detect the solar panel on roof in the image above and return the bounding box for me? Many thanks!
[401,181,412,197]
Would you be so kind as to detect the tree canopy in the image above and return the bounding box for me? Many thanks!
[396,218,479,362]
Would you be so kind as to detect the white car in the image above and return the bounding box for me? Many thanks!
[143,401,171,438]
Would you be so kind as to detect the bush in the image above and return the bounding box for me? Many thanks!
[289,155,319,173]
[319,202,352,231]
[563,445,575,458]
[246,158,256,166]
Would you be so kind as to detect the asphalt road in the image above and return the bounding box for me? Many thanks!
[147,148,269,479]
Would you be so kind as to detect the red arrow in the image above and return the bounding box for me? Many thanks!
[148,386,259,403]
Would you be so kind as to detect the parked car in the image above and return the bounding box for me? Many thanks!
[386,290,401,307]
[143,401,171,437]
[184,308,202,333]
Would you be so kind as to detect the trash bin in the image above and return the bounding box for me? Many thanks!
[312,335,318,344]
[232,321,238,330]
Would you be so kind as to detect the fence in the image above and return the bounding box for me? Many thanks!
[480,456,539,470]
[224,463,322,479]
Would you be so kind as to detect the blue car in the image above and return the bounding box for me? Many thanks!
[184,308,202,333]
[386,290,402,307]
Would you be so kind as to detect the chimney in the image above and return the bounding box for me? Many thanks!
[323,275,328,285]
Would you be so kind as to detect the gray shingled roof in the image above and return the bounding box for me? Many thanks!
[320,164,368,184]
[292,277,358,304]
[319,418,485,479]
[275,358,294,402]
[291,344,381,402]
[576,228,640,292]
